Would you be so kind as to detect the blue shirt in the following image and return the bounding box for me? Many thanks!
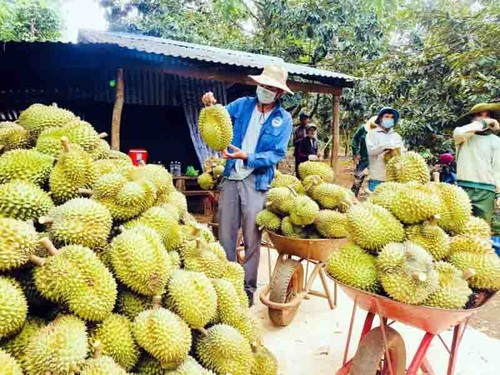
[224,96,293,191]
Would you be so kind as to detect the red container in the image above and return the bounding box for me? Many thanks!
[128,149,148,166]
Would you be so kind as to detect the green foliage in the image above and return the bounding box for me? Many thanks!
[0,0,62,42]
[99,1,499,158]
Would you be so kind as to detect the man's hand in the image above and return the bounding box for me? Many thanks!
[201,92,217,107]
[222,145,248,160]
[484,118,500,132]
[353,154,361,165]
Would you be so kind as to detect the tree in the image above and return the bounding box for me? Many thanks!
[0,0,63,42]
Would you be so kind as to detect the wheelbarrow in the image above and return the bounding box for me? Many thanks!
[330,277,497,375]
[259,231,348,327]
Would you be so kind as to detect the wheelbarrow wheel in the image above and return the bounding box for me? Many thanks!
[268,259,304,327]
[350,326,406,375]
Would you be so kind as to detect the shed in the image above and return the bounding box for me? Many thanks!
[0,30,354,174]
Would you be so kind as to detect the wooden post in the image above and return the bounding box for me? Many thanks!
[111,68,124,151]
[331,95,340,177]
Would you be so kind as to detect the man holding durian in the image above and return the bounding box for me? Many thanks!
[453,103,500,224]
[201,65,293,306]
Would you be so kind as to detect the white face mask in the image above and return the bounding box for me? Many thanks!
[256,85,277,104]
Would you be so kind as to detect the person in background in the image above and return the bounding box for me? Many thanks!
[201,65,293,306]
[433,152,457,184]
[350,116,377,196]
[453,103,500,224]
[296,123,320,165]
[365,107,404,191]
[293,112,310,175]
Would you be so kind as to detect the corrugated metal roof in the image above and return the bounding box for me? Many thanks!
[78,30,282,69]
[78,30,354,84]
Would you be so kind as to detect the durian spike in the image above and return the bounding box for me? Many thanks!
[462,268,476,280]
[29,254,47,267]
[287,185,298,197]
[77,188,93,196]
[39,237,59,256]
[152,295,162,309]
[98,132,108,139]
[92,340,102,359]
[38,216,54,225]
[60,136,71,152]
[411,272,427,282]
[197,327,209,337]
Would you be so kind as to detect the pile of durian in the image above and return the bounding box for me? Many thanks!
[0,103,278,375]
[256,161,355,239]
[197,157,226,190]
[326,151,500,310]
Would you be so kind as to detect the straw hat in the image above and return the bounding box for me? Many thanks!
[456,102,500,126]
[249,65,294,94]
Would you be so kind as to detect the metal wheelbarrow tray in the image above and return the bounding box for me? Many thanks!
[331,276,497,375]
[259,231,347,327]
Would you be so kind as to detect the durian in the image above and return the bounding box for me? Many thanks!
[49,137,97,204]
[448,252,500,290]
[289,195,320,226]
[298,161,334,182]
[314,210,348,238]
[18,103,76,140]
[326,242,380,293]
[377,241,439,304]
[0,218,39,271]
[42,197,112,249]
[346,202,405,252]
[0,348,23,375]
[457,216,491,239]
[0,149,54,186]
[166,270,217,329]
[116,288,153,321]
[431,183,472,233]
[110,225,172,296]
[196,324,253,375]
[32,240,117,321]
[198,104,233,151]
[311,183,355,211]
[0,122,29,152]
[280,216,308,239]
[265,187,296,215]
[386,151,430,183]
[0,277,28,340]
[251,344,279,375]
[449,235,493,255]
[270,173,305,194]
[0,180,54,221]
[256,209,281,232]
[198,172,215,190]
[423,262,472,309]
[406,221,450,260]
[133,298,192,370]
[90,314,140,370]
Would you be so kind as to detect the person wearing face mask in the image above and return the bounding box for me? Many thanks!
[453,103,500,224]
[365,107,404,191]
[201,65,293,306]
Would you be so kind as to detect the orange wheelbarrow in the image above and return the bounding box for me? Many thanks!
[330,277,496,375]
[259,231,347,327]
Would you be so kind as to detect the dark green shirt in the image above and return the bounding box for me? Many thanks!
[352,125,368,162]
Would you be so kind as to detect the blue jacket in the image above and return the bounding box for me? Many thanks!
[224,96,292,191]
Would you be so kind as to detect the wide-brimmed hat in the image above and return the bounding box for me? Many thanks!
[306,123,317,131]
[375,107,400,125]
[456,102,500,126]
[249,65,294,94]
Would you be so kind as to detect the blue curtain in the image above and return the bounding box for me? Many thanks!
[179,76,227,167]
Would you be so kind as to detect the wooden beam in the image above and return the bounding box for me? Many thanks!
[158,66,342,95]
[331,95,341,177]
[111,68,124,151]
